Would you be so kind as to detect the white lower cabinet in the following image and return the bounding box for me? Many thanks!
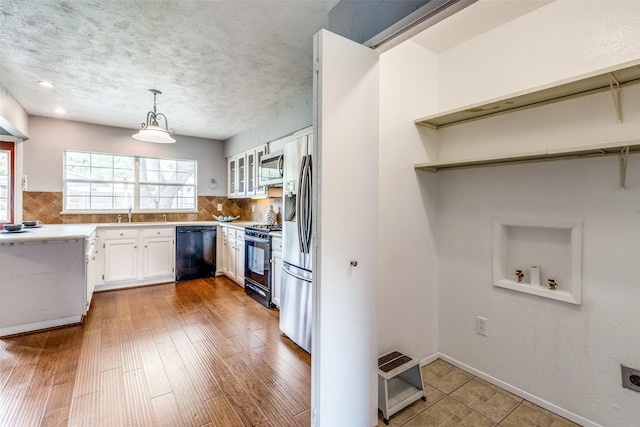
[219,225,245,286]
[236,235,245,286]
[271,235,282,307]
[103,238,139,282]
[227,232,237,282]
[97,226,175,291]
[141,228,175,279]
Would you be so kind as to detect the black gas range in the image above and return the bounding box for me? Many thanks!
[244,224,281,308]
[246,224,282,234]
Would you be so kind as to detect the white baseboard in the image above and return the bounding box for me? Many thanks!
[0,315,83,337]
[419,352,440,367]
[437,353,601,427]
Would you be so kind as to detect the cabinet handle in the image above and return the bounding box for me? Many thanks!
[350,260,358,267]
[120,233,124,236]
[157,231,160,235]
[134,245,138,249]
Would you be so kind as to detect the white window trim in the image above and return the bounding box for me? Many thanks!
[62,150,198,214]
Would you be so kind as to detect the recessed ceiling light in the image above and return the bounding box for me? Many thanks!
[38,81,54,88]
[54,107,66,114]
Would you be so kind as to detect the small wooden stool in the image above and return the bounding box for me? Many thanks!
[377,351,426,425]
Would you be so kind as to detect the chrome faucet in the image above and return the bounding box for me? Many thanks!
[162,214,167,223]
[117,214,122,223]
[128,207,132,223]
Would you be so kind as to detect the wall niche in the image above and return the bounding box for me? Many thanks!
[492,218,582,305]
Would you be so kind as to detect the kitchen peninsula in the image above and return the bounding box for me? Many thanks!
[0,224,97,337]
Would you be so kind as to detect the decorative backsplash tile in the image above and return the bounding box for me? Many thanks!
[22,192,282,224]
[243,198,284,224]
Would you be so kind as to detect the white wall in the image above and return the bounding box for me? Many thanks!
[377,41,440,360]
[436,154,640,426]
[224,93,312,157]
[435,0,640,116]
[23,116,226,196]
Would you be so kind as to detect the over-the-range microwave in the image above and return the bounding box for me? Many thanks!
[258,150,284,187]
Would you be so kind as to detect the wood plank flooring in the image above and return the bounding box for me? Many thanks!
[0,277,311,427]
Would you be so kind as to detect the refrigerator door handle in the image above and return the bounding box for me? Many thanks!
[303,155,312,250]
[283,264,312,282]
[298,154,311,254]
[297,155,307,253]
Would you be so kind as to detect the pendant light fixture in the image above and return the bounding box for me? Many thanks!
[132,89,176,143]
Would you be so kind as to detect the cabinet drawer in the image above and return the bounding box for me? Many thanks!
[225,227,237,239]
[236,232,244,242]
[103,229,139,239]
[141,227,174,238]
[271,237,282,251]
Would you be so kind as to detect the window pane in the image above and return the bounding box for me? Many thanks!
[66,151,90,166]
[66,165,91,180]
[91,167,114,181]
[114,197,133,209]
[91,197,113,210]
[140,157,159,171]
[113,168,134,182]
[113,155,134,170]
[177,160,194,173]
[91,153,113,168]
[139,184,196,210]
[139,156,196,185]
[159,159,176,173]
[66,182,90,196]
[140,170,160,183]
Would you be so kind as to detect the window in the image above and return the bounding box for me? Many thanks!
[0,142,14,224]
[64,150,197,212]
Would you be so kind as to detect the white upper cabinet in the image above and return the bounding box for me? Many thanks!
[227,145,268,199]
[227,156,238,197]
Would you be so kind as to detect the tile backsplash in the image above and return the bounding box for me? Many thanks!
[22,192,283,224]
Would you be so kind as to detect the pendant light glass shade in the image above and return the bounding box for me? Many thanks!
[132,125,176,143]
[133,89,176,143]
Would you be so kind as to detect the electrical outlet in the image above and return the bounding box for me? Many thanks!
[252,205,255,212]
[621,365,640,393]
[217,203,223,211]
[476,316,488,336]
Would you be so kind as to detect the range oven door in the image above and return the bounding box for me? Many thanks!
[244,234,272,307]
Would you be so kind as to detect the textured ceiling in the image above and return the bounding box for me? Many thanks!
[0,0,339,140]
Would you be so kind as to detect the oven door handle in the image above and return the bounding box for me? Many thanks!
[244,236,270,244]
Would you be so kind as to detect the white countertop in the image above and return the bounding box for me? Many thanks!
[0,224,98,243]
[0,221,280,243]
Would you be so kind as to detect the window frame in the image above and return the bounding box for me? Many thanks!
[0,141,15,225]
[62,150,198,214]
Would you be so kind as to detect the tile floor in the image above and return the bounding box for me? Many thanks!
[377,359,581,427]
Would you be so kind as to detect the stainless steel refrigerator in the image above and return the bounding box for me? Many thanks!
[280,130,312,353]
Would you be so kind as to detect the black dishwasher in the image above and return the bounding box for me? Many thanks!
[175,226,217,281]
